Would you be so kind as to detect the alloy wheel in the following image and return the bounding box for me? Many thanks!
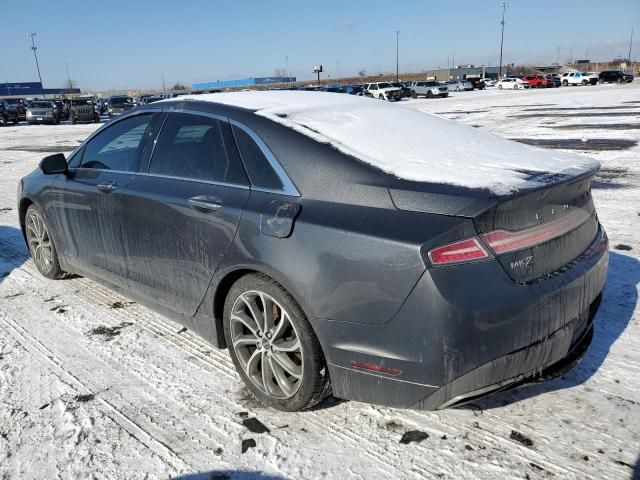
[229,290,303,399]
[26,209,53,272]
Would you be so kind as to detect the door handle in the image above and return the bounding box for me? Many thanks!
[97,182,117,193]
[188,196,223,212]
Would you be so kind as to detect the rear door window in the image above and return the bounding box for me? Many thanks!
[148,113,248,185]
[80,113,153,171]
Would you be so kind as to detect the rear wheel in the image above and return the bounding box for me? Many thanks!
[25,204,66,279]
[411,90,417,98]
[224,273,331,411]
[617,78,623,84]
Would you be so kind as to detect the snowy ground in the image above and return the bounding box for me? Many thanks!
[0,84,639,480]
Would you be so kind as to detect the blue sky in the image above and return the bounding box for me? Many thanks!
[2,0,638,91]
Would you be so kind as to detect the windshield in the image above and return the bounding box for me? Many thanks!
[110,97,132,105]
[377,83,393,89]
[29,101,52,108]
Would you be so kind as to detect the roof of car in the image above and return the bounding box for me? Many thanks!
[163,91,598,195]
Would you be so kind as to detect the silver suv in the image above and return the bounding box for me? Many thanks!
[410,81,449,98]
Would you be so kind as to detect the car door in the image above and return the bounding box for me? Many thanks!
[48,111,160,286]
[119,110,251,315]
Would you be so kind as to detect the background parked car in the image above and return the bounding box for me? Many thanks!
[598,70,634,84]
[544,74,562,87]
[0,100,20,126]
[107,95,135,117]
[5,98,27,121]
[496,77,531,89]
[52,100,69,120]
[391,82,412,98]
[561,72,588,86]
[26,100,59,125]
[522,75,549,88]
[581,72,599,85]
[410,80,449,98]
[365,82,403,101]
[70,97,101,124]
[343,85,370,96]
[445,80,474,92]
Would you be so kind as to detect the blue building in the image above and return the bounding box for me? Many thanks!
[0,81,80,97]
[193,76,296,90]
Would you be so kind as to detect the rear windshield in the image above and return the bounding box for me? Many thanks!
[30,101,52,108]
[110,97,132,105]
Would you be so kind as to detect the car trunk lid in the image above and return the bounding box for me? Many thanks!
[388,167,600,283]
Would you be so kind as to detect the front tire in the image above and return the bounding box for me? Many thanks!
[25,205,66,279]
[224,273,331,411]
[426,90,433,98]
[498,84,502,90]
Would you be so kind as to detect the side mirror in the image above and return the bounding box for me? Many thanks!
[40,153,68,175]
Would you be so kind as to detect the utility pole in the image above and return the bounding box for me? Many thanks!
[28,33,45,98]
[395,30,400,82]
[498,3,508,78]
[556,46,560,65]
[336,60,340,82]
[628,27,634,63]
[65,62,73,110]
[162,73,166,96]
[285,56,289,84]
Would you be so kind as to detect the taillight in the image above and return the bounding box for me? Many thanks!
[482,208,591,254]
[427,237,490,266]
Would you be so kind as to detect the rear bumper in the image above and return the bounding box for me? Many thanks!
[316,227,608,409]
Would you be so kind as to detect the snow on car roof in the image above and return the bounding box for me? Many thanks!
[168,91,599,195]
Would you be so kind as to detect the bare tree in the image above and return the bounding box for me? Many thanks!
[358,69,366,78]
[172,81,187,91]
[274,68,287,78]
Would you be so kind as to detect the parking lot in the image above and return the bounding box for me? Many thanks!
[0,83,639,479]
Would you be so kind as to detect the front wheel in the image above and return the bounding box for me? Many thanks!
[498,84,503,90]
[426,90,433,98]
[562,80,568,86]
[25,205,66,279]
[224,274,331,411]
[514,84,519,89]
[617,78,623,84]
[411,91,417,98]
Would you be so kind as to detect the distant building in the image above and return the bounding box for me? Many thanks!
[422,66,501,82]
[0,81,80,97]
[193,76,297,90]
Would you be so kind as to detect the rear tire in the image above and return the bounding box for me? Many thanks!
[410,91,417,98]
[223,273,331,411]
[24,204,66,280]
[617,78,623,84]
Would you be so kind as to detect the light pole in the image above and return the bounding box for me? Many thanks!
[285,55,289,83]
[28,32,45,98]
[498,3,508,79]
[395,30,400,82]
[628,27,634,63]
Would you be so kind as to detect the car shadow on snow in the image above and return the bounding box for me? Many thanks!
[0,225,29,286]
[460,251,639,410]
[171,471,286,480]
